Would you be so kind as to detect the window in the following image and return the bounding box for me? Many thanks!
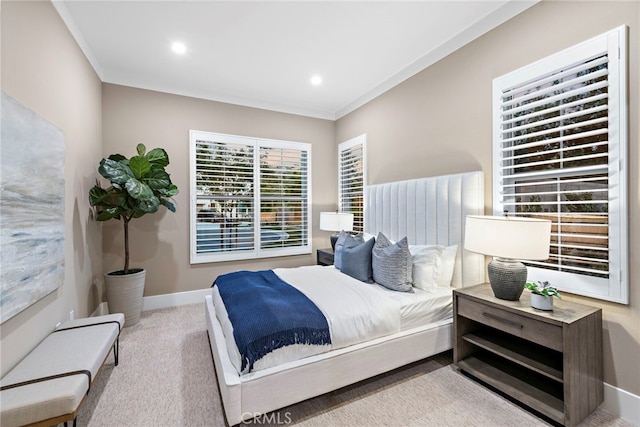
[338,135,366,233]
[493,26,628,303]
[190,131,311,263]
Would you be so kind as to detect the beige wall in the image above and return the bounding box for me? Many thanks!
[101,84,336,297]
[1,1,103,376]
[336,1,640,395]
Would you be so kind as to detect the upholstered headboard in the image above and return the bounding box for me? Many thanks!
[364,171,485,288]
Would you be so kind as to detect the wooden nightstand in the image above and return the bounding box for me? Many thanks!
[453,284,603,426]
[316,248,334,266]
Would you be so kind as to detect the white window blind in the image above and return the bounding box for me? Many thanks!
[338,135,366,233]
[190,131,311,263]
[493,26,628,303]
[259,143,309,250]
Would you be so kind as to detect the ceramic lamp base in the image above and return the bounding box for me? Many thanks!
[487,258,527,301]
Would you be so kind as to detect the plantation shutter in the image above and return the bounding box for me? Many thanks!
[339,135,366,233]
[259,143,309,250]
[190,131,311,263]
[193,135,255,256]
[493,26,628,303]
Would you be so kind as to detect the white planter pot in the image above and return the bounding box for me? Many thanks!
[530,293,554,311]
[104,269,145,327]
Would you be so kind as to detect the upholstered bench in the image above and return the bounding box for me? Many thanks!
[0,313,124,427]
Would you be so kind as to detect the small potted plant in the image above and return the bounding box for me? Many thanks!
[525,281,561,311]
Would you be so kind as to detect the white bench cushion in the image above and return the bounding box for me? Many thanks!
[0,314,124,427]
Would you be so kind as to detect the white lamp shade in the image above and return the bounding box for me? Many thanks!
[464,215,551,260]
[319,212,354,232]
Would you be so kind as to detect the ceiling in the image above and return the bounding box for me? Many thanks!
[54,1,537,120]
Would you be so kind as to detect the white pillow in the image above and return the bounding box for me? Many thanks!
[438,245,458,287]
[361,232,376,242]
[409,244,458,289]
[409,245,444,290]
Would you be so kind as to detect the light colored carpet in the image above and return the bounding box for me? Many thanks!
[75,303,632,427]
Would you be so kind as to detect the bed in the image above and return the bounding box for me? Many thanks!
[205,171,485,425]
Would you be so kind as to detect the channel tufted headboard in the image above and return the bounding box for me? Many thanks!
[364,171,485,288]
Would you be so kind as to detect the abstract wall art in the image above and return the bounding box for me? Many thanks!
[1,92,65,323]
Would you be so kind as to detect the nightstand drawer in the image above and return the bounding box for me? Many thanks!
[316,248,334,266]
[458,297,562,351]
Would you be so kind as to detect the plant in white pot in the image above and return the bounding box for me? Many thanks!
[89,143,178,326]
[525,281,561,311]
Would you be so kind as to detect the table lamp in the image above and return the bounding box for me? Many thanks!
[319,212,354,250]
[464,215,552,300]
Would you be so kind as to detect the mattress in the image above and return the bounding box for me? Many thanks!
[212,265,453,375]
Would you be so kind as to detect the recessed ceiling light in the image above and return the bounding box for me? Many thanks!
[310,75,322,86]
[172,42,186,55]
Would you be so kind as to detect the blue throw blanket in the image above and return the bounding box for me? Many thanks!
[214,270,331,372]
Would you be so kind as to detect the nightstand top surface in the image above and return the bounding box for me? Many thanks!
[455,283,600,324]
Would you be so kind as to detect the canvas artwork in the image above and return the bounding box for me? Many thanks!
[1,92,65,323]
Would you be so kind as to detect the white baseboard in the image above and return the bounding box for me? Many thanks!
[91,302,109,317]
[130,288,640,425]
[602,382,640,426]
[142,288,211,311]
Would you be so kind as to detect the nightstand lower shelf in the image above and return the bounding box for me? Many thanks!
[457,355,565,424]
[462,330,563,382]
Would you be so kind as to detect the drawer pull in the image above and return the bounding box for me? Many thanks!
[482,312,523,329]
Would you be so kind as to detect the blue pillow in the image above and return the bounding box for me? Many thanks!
[341,237,375,283]
[334,232,363,270]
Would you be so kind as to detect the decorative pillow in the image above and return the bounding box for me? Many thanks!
[372,233,413,292]
[362,232,376,242]
[437,245,458,287]
[341,237,375,283]
[409,245,445,290]
[334,232,363,270]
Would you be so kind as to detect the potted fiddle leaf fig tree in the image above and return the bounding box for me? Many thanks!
[89,143,178,326]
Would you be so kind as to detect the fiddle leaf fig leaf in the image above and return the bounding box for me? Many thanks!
[146,148,169,167]
[99,158,134,185]
[107,153,126,162]
[160,198,176,213]
[145,168,170,189]
[125,177,154,201]
[156,184,179,197]
[96,207,121,221]
[136,143,146,156]
[129,155,151,179]
[88,185,108,207]
[136,196,160,214]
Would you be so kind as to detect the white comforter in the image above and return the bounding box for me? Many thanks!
[212,265,402,374]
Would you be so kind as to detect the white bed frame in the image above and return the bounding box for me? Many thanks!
[205,171,485,425]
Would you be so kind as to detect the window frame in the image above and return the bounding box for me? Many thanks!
[338,134,367,233]
[492,26,628,304]
[190,130,312,264]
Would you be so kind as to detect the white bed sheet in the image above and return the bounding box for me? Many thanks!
[377,284,454,330]
[212,265,453,375]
